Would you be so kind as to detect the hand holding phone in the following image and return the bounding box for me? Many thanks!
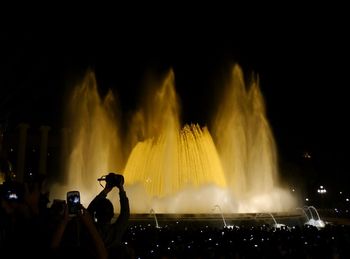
[66,191,80,216]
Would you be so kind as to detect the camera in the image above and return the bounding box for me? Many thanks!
[98,172,124,187]
[66,191,80,216]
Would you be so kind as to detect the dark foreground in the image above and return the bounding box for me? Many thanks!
[119,213,350,258]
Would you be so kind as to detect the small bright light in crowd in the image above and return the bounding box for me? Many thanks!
[320,185,323,189]
[340,191,343,195]
[303,152,312,159]
[305,198,309,201]
[254,244,258,247]
[8,193,18,199]
[292,188,295,192]
[346,198,349,202]
[124,242,128,245]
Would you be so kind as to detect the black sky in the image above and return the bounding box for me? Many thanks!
[1,13,349,188]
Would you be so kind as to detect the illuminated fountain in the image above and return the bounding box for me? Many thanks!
[255,212,286,229]
[51,65,295,214]
[304,206,326,229]
[150,208,161,228]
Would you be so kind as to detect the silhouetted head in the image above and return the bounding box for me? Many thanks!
[93,198,114,224]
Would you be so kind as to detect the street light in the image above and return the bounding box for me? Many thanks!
[317,185,327,194]
[317,185,327,208]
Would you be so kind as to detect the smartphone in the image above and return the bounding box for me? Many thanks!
[66,191,80,216]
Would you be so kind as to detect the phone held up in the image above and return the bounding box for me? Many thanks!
[66,191,80,216]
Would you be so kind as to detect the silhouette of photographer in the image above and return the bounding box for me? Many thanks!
[87,172,130,256]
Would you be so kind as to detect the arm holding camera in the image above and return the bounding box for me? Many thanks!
[87,173,130,248]
[88,173,129,214]
[79,206,108,259]
[50,202,108,259]
[50,202,70,250]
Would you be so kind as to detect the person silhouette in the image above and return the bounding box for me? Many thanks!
[88,173,130,255]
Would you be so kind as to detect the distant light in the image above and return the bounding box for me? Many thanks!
[303,152,312,159]
[305,198,309,201]
[8,193,18,200]
[340,191,343,195]
[254,244,258,247]
[124,242,128,245]
[346,198,349,202]
[292,189,295,192]
[10,148,14,152]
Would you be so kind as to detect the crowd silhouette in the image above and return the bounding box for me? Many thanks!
[1,168,350,258]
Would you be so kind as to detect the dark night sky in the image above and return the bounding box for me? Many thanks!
[1,12,349,189]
